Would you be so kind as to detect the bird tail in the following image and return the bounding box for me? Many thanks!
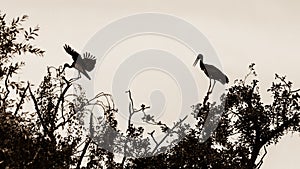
[220,76,229,84]
[81,71,91,80]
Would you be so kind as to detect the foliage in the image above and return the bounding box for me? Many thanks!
[0,12,82,168]
[0,12,45,168]
[125,64,300,169]
[1,12,300,169]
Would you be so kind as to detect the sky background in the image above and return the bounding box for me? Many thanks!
[2,0,300,168]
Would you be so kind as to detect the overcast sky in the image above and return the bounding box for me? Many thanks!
[2,0,300,168]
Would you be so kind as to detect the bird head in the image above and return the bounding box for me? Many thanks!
[193,54,203,66]
[64,63,71,68]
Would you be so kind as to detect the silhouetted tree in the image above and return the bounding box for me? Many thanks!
[1,12,300,169]
[0,12,46,168]
[125,64,300,169]
[0,12,87,168]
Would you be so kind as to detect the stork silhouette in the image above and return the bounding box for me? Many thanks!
[63,44,96,80]
[193,54,228,92]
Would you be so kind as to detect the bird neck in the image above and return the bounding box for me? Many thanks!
[64,63,73,68]
[200,60,205,70]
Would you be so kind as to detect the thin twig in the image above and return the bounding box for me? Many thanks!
[54,76,71,124]
[121,90,133,167]
[148,131,158,145]
[14,82,30,115]
[28,84,48,134]
[255,146,267,169]
[151,115,188,156]
[3,67,12,101]
[291,88,300,93]
[26,147,41,166]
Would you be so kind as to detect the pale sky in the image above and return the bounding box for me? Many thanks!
[2,0,300,168]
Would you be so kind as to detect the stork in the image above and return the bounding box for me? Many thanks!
[193,54,229,92]
[63,44,96,80]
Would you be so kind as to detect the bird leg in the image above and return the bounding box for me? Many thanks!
[208,79,212,94]
[75,71,81,80]
[69,71,81,82]
[211,80,216,92]
[207,79,216,93]
[204,79,212,104]
[60,67,65,75]
[77,71,81,79]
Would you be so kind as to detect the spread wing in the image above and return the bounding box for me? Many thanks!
[82,52,96,72]
[63,44,81,62]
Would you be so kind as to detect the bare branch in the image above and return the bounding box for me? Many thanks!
[255,146,267,169]
[14,82,30,115]
[151,115,188,156]
[28,83,48,134]
[26,147,41,166]
[76,137,91,169]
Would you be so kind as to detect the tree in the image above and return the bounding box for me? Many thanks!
[0,12,46,168]
[1,12,300,169]
[125,64,300,169]
[0,12,85,168]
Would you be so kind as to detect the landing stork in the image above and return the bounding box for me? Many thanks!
[63,44,96,80]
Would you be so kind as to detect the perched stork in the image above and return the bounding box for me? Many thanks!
[193,54,228,91]
[63,44,96,80]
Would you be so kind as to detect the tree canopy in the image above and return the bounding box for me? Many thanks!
[1,12,300,169]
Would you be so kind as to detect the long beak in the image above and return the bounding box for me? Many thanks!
[193,57,199,67]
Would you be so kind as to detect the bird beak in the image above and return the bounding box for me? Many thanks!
[193,57,199,67]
